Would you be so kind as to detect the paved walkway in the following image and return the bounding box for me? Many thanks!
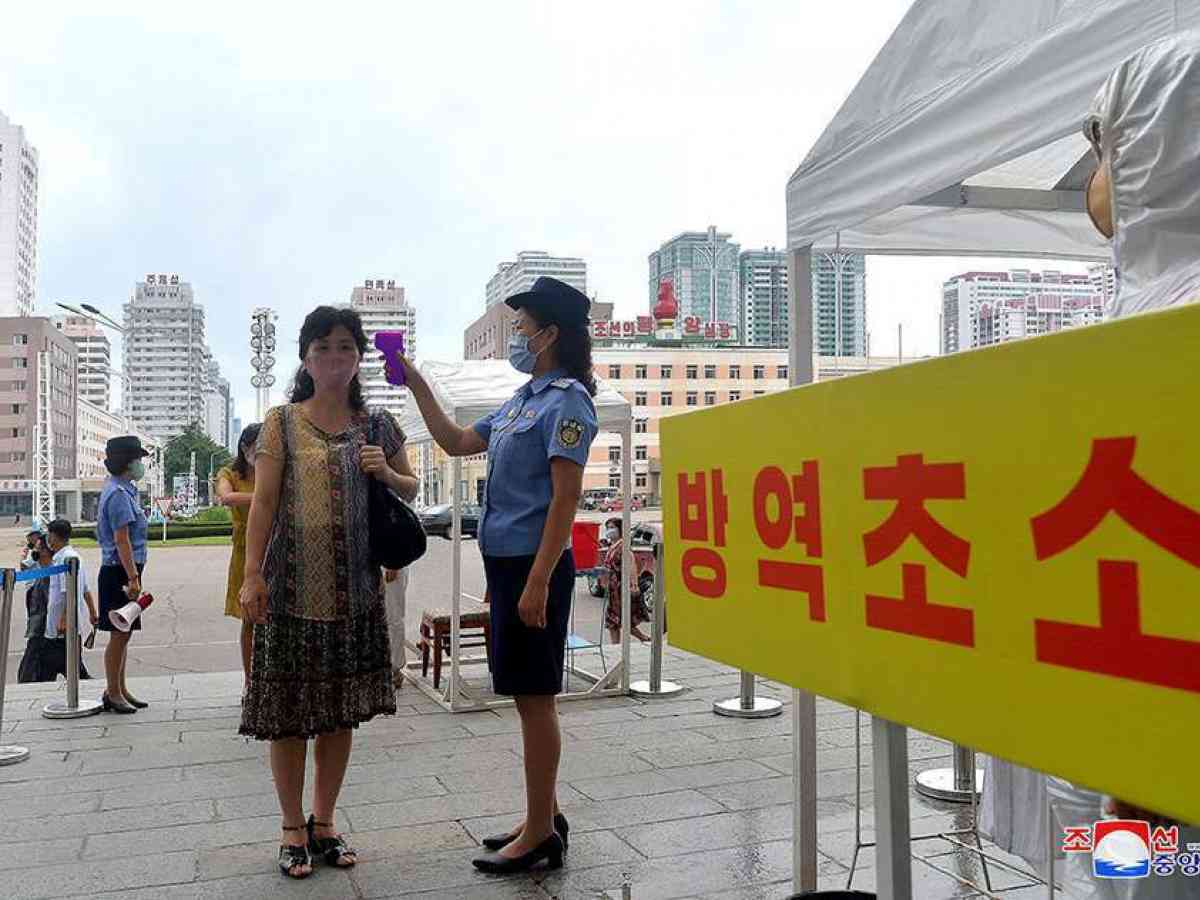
[0,647,1045,899]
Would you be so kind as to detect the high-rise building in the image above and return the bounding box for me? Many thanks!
[203,355,231,449]
[54,314,113,410]
[0,112,39,318]
[230,416,243,453]
[941,269,1101,353]
[123,274,209,440]
[739,249,789,348]
[811,252,867,357]
[1088,263,1118,308]
[348,278,417,418]
[648,228,740,325]
[465,299,613,361]
[0,318,77,482]
[486,252,587,310]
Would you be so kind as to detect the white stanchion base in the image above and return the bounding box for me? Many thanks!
[0,745,30,765]
[713,696,783,718]
[914,766,984,802]
[630,679,683,698]
[42,698,104,720]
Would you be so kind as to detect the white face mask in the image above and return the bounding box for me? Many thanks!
[604,528,619,542]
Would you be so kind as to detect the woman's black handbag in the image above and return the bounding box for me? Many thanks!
[367,416,427,570]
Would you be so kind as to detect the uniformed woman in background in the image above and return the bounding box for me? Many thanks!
[397,277,598,875]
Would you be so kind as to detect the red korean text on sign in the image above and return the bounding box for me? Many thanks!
[1030,437,1200,694]
[677,470,729,598]
[753,462,826,621]
[636,316,654,335]
[862,453,975,646]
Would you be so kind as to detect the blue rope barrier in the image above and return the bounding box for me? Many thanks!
[14,564,70,583]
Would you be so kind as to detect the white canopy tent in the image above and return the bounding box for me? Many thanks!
[399,359,635,712]
[780,1,1198,895]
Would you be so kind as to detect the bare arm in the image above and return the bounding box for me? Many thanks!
[114,526,140,598]
[402,360,487,457]
[242,455,282,582]
[216,473,253,509]
[384,446,420,503]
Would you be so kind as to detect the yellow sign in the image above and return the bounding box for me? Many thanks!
[662,303,1200,824]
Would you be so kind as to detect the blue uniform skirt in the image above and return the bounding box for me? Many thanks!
[483,550,574,696]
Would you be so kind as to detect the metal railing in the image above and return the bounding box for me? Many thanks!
[0,569,29,765]
[630,540,682,697]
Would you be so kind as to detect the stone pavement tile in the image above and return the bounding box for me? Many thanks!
[100,773,272,811]
[628,698,716,719]
[440,748,652,795]
[568,760,779,802]
[689,881,796,900]
[616,805,794,858]
[349,846,536,898]
[375,747,524,781]
[177,718,246,736]
[539,839,844,900]
[345,784,586,833]
[79,740,261,775]
[378,882,548,899]
[464,789,726,842]
[691,718,794,743]
[214,774,446,820]
[5,787,102,821]
[635,735,793,769]
[564,712,725,743]
[563,728,720,755]
[2,848,197,899]
[2,798,215,844]
[0,753,76,784]
[192,870,360,900]
[83,814,279,860]
[0,764,186,802]
[0,835,84,871]
[698,776,795,812]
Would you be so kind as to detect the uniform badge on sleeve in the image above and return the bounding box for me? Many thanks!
[557,419,584,449]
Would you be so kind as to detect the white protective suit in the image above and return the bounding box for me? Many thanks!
[1087,31,1200,319]
[983,33,1200,900]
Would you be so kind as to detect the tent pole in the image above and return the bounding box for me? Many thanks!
[450,456,462,708]
[788,246,819,894]
[621,420,632,693]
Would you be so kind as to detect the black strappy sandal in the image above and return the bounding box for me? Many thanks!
[278,824,312,879]
[307,814,357,868]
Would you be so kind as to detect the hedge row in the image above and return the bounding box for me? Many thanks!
[73,522,233,541]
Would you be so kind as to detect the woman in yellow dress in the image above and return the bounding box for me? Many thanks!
[216,423,261,681]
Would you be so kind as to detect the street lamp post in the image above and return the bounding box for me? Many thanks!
[250,308,278,420]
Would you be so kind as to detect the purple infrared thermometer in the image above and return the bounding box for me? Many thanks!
[375,331,406,386]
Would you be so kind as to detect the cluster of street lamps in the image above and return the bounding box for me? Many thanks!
[249,308,278,420]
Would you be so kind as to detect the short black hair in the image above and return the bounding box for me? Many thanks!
[47,519,72,542]
[289,306,369,410]
[25,530,41,540]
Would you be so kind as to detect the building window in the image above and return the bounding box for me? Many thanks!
[704,391,716,406]
[729,365,741,379]
[634,392,647,407]
[686,392,698,406]
[11,335,27,346]
[608,474,621,488]
[608,445,621,463]
[704,365,717,379]
[10,404,19,415]
[635,473,647,488]
[686,365,698,380]
[635,445,647,461]
[608,364,621,379]
[661,392,673,406]
[634,418,648,433]
[753,365,766,380]
[777,365,789,380]
[660,365,673,379]
[13,358,26,369]
[729,391,741,402]
[754,390,766,397]
[635,364,647,379]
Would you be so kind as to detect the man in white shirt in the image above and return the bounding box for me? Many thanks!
[45,519,98,678]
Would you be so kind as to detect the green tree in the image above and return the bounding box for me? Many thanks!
[164,422,233,503]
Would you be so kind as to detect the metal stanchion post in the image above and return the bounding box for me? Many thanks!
[631,540,682,698]
[914,742,983,802]
[714,669,782,718]
[0,569,30,765]
[43,558,103,719]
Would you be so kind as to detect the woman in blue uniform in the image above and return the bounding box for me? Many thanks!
[398,277,598,875]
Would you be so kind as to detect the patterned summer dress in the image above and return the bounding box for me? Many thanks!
[217,465,253,619]
[239,403,403,741]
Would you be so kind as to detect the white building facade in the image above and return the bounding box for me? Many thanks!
[941,269,1103,353]
[55,314,113,410]
[123,274,209,440]
[348,278,417,418]
[486,252,587,310]
[0,111,39,318]
[739,249,789,348]
[648,229,740,325]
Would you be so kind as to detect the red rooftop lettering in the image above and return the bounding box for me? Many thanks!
[862,454,974,646]
[1030,437,1200,694]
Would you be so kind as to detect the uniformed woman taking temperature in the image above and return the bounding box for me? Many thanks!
[395,277,597,875]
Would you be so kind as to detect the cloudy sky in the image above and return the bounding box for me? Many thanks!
[2,2,1090,424]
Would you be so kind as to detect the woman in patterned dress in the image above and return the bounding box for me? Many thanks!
[239,306,418,879]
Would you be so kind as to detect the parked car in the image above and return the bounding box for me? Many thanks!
[418,503,481,539]
[599,495,644,513]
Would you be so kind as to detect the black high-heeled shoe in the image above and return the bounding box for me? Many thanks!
[102,693,137,715]
[472,832,564,874]
[481,813,569,852]
[123,694,149,709]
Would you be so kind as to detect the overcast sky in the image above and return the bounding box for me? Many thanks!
[2,2,1091,425]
